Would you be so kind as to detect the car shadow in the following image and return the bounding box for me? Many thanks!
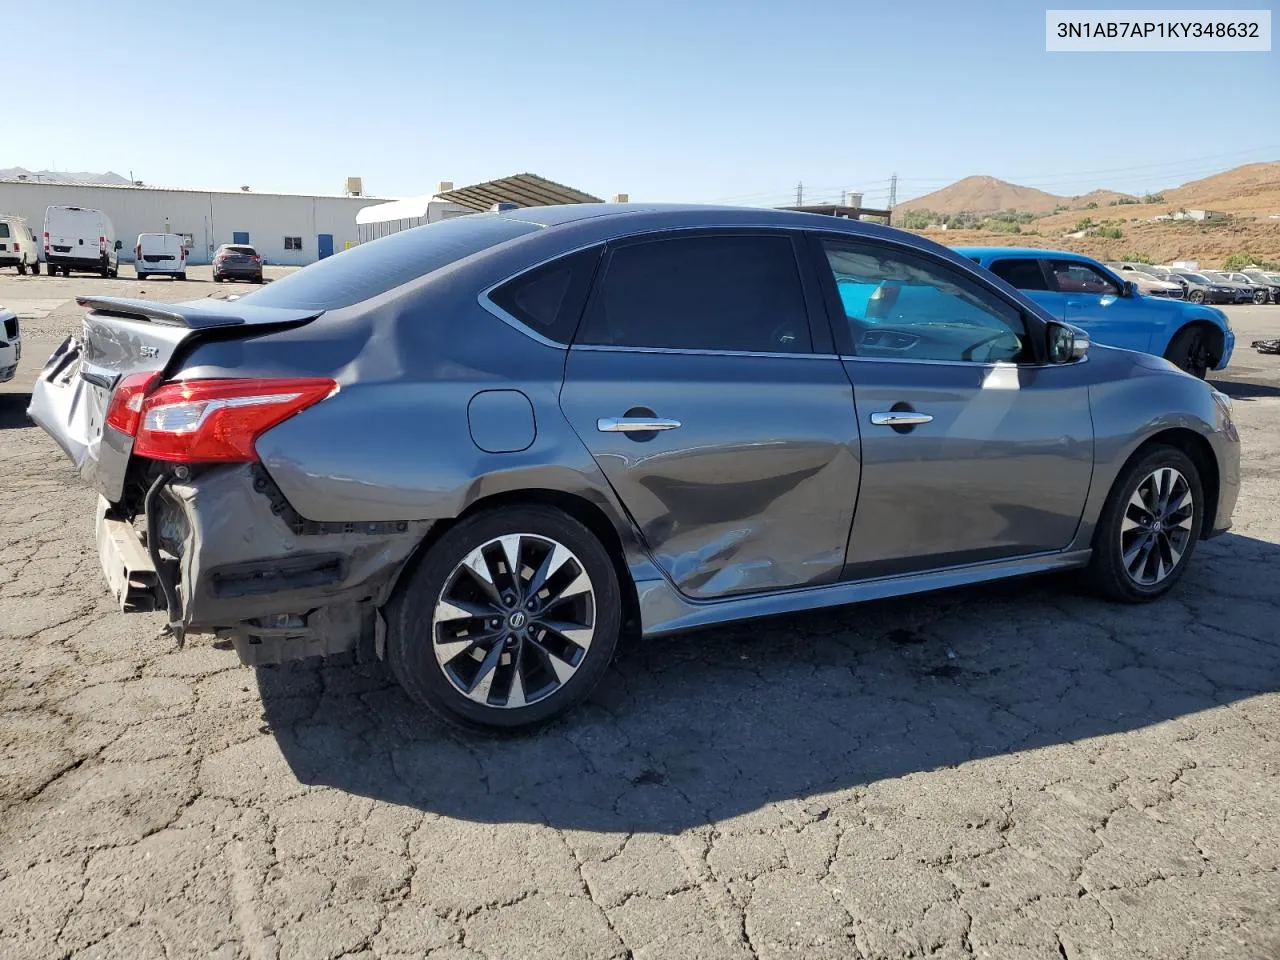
[0,392,32,430]
[256,532,1279,832]
[1210,378,1280,400]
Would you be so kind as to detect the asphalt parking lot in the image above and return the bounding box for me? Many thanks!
[1,272,1278,960]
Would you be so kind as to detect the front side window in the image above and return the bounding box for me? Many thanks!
[575,234,812,353]
[0,224,10,239]
[989,257,1050,291]
[1050,260,1120,295]
[821,241,1028,363]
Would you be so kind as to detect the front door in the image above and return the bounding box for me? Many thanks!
[558,231,861,599]
[1048,258,1156,355]
[812,236,1095,578]
[317,234,334,259]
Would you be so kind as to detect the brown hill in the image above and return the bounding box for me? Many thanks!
[896,176,1066,215]
[1164,161,1280,216]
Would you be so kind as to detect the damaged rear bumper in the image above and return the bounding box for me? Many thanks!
[96,464,431,666]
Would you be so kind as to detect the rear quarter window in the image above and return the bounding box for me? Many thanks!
[243,215,541,311]
[0,224,9,239]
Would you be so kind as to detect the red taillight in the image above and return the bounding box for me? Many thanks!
[12,242,18,252]
[99,235,106,251]
[132,378,337,463]
[105,371,162,436]
[135,245,141,260]
[42,231,49,250]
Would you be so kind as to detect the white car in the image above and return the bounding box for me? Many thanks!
[42,205,121,278]
[134,233,188,280]
[0,215,40,275]
[0,306,19,382]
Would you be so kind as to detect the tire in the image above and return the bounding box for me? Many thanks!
[253,275,264,284]
[177,272,187,281]
[16,262,26,275]
[1086,445,1203,603]
[100,268,110,278]
[212,273,222,282]
[1255,290,1269,305]
[386,505,622,733]
[31,261,40,275]
[1188,290,1205,303]
[136,272,147,281]
[1164,326,1213,379]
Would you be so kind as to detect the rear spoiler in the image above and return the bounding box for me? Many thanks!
[76,296,323,330]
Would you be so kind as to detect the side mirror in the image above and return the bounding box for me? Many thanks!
[1122,280,1138,298]
[1047,322,1089,363]
[114,240,123,251]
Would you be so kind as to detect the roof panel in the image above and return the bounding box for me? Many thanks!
[438,173,602,211]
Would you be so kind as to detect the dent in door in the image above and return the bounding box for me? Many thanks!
[560,349,861,599]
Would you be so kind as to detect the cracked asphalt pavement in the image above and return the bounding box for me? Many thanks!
[1,272,1278,959]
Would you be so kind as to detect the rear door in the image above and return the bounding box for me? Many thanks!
[986,256,1064,319]
[811,236,1094,577]
[558,230,861,599]
[46,208,99,261]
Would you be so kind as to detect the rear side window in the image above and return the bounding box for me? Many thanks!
[989,258,1050,291]
[243,215,540,311]
[488,247,601,344]
[576,234,812,353]
[0,224,9,239]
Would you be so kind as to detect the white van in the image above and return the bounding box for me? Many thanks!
[134,233,188,281]
[0,215,40,275]
[42,205,120,277]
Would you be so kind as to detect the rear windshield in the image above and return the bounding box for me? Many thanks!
[224,245,257,255]
[242,215,541,310]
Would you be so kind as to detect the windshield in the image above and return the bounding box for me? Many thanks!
[241,215,541,311]
[1179,273,1210,283]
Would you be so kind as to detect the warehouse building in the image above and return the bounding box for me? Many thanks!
[0,176,377,266]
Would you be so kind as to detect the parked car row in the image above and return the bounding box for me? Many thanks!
[0,208,264,282]
[1110,261,1280,305]
[26,205,1241,730]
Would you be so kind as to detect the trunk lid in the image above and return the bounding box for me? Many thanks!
[28,296,324,502]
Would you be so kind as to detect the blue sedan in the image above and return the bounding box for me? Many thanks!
[955,248,1234,378]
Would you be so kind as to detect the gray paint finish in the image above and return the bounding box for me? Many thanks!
[26,204,1242,663]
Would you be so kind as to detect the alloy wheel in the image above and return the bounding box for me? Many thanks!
[1119,467,1195,586]
[432,533,596,708]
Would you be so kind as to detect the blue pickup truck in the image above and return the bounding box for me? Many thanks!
[954,248,1234,378]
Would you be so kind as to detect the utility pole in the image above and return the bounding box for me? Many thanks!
[888,173,898,210]
[840,190,847,206]
[796,182,803,206]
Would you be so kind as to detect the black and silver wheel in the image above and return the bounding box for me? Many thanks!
[1086,446,1202,602]
[1164,326,1212,379]
[387,505,622,732]
[1187,289,1205,303]
[1255,289,1269,305]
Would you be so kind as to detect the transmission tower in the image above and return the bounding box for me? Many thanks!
[888,173,898,209]
[796,182,804,206]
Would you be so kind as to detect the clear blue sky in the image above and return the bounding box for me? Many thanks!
[7,0,1277,205]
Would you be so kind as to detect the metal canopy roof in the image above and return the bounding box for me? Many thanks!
[436,173,602,212]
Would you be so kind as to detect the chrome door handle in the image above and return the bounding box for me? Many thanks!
[870,412,933,427]
[597,417,682,433]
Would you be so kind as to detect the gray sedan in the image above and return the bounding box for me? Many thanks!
[28,205,1241,732]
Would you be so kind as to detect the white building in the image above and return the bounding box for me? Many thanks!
[0,178,378,266]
